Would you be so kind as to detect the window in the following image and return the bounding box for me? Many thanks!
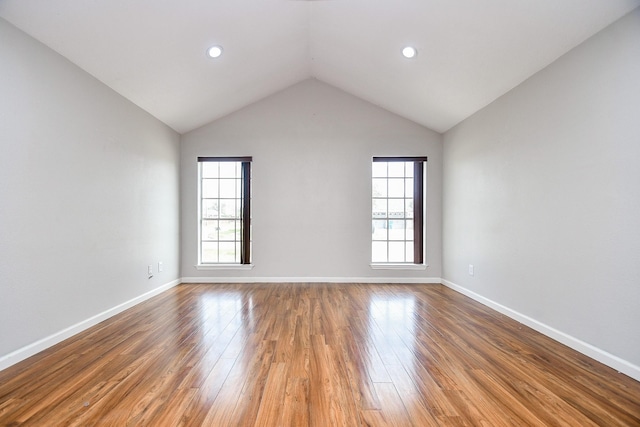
[198,157,251,264]
[371,157,427,264]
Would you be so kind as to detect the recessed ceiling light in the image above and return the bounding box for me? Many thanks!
[402,46,417,59]
[207,45,223,58]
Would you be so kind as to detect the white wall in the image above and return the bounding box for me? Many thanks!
[0,19,181,367]
[181,79,442,281]
[443,9,640,377]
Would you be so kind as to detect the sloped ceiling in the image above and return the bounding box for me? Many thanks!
[1,0,638,134]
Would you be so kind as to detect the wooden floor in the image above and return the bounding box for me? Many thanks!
[1,284,639,426]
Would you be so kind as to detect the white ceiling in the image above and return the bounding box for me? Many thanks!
[1,0,638,134]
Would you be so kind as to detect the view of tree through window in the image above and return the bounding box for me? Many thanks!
[198,157,251,264]
[372,157,426,264]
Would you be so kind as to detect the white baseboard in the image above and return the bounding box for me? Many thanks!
[181,276,442,284]
[0,279,181,372]
[441,279,640,382]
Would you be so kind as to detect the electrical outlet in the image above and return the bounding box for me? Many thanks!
[148,265,153,278]
[468,264,474,276]
[158,261,163,272]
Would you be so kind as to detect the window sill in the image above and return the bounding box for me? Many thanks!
[196,264,254,271]
[370,263,428,270]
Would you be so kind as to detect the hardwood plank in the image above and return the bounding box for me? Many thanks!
[279,377,310,427]
[383,363,440,426]
[227,339,277,426]
[308,334,347,427]
[336,325,383,411]
[177,357,235,426]
[145,387,197,427]
[373,382,413,427]
[0,283,638,426]
[253,362,288,427]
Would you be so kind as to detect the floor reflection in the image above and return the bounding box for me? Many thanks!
[189,288,250,390]
[367,290,418,390]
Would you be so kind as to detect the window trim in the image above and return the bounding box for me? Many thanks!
[197,156,252,265]
[371,156,427,265]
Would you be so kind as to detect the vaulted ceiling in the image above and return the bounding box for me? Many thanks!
[1,0,638,134]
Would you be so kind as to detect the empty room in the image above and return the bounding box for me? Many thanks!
[1,0,639,425]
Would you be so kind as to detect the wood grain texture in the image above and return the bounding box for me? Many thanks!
[1,283,639,426]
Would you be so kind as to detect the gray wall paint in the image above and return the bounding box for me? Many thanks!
[181,79,443,280]
[0,19,181,357]
[443,9,640,367]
